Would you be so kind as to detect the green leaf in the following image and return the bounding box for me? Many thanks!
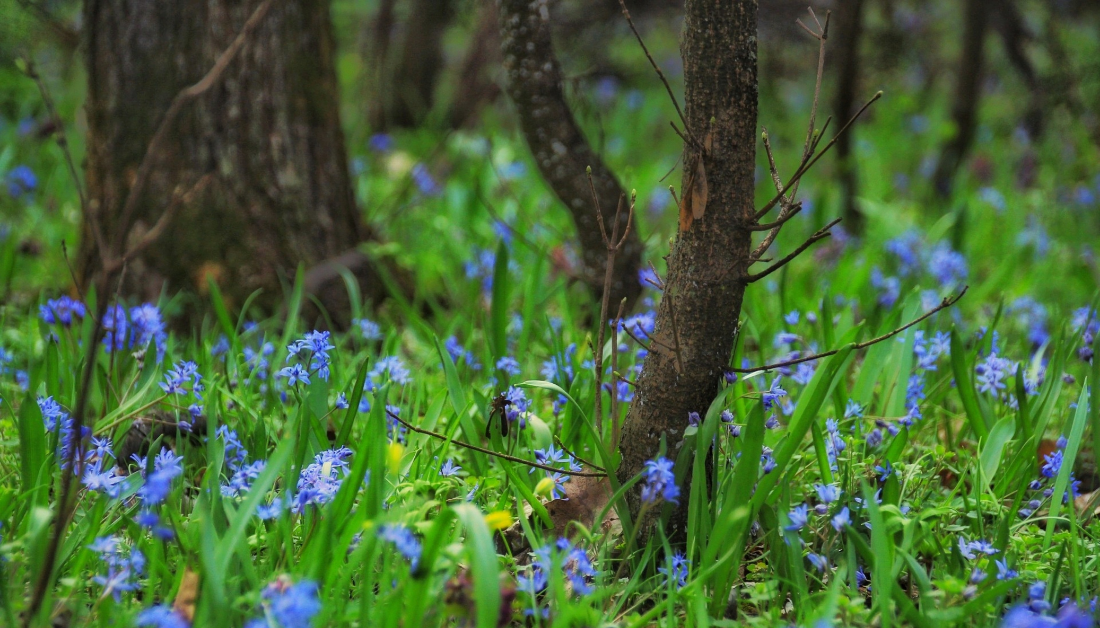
[950,328,989,440]
[1044,381,1090,551]
[488,239,510,363]
[979,416,1016,487]
[453,503,502,628]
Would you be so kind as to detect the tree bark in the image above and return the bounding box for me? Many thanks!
[377,0,455,129]
[991,0,1044,140]
[617,0,758,540]
[80,0,394,318]
[933,0,988,197]
[832,0,866,233]
[497,0,644,312]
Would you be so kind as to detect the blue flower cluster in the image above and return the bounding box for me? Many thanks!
[88,535,145,601]
[378,523,422,569]
[517,538,596,600]
[99,303,168,362]
[246,577,322,628]
[640,456,679,505]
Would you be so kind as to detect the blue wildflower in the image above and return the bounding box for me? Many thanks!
[640,456,679,505]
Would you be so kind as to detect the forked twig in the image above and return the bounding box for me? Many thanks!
[746,218,842,280]
[588,169,636,440]
[754,91,881,222]
[729,287,969,373]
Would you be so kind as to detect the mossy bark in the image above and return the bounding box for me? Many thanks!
[80,0,385,317]
[497,0,644,312]
[617,0,758,541]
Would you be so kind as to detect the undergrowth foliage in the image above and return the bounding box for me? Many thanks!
[1,223,1098,626]
[3,35,1100,627]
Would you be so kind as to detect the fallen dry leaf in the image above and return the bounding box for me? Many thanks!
[173,568,199,622]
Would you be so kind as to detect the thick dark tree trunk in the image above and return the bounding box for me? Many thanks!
[833,0,866,233]
[368,0,454,129]
[617,0,758,540]
[80,0,393,318]
[498,0,644,312]
[991,0,1044,140]
[448,1,502,129]
[933,0,987,198]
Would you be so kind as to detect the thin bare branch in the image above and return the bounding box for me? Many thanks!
[667,294,685,374]
[21,58,87,218]
[754,91,881,221]
[729,287,969,373]
[749,203,803,231]
[618,0,690,138]
[385,408,604,477]
[745,218,842,282]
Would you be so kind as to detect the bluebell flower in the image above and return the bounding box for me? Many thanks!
[1042,450,1063,478]
[638,267,662,290]
[927,242,968,287]
[89,536,144,601]
[368,133,394,152]
[102,304,130,352]
[334,393,349,410]
[353,317,383,341]
[532,444,568,473]
[1028,582,1051,612]
[688,411,702,427]
[294,448,353,512]
[806,552,829,572]
[970,568,988,584]
[784,310,800,325]
[39,296,87,327]
[968,539,998,556]
[366,355,411,391]
[253,578,322,628]
[761,452,777,474]
[866,429,883,448]
[540,344,577,384]
[658,551,690,588]
[136,605,189,628]
[130,303,168,362]
[378,524,422,569]
[82,461,126,498]
[814,484,840,504]
[278,364,310,387]
[496,356,521,376]
[761,378,787,411]
[995,558,1018,580]
[211,335,230,357]
[640,456,679,505]
[831,506,850,531]
[976,352,1014,396]
[5,165,37,198]
[440,459,461,477]
[785,504,809,531]
[411,163,441,196]
[871,268,900,308]
[503,386,530,426]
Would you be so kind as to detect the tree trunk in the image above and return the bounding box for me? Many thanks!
[448,1,502,129]
[617,0,758,540]
[991,0,1044,140]
[80,0,392,318]
[832,0,866,233]
[497,0,644,312]
[933,0,987,198]
[380,0,455,129]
